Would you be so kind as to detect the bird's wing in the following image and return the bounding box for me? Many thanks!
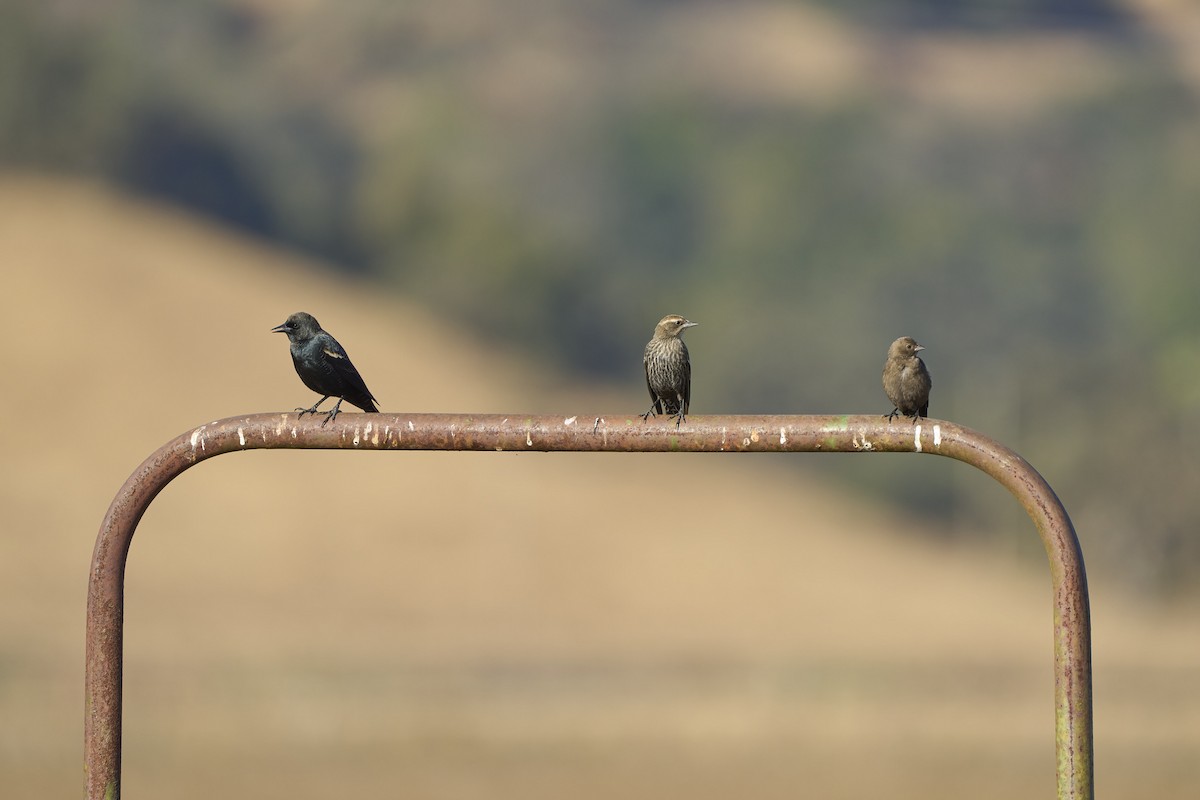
[320,333,378,407]
[314,328,349,361]
[682,344,692,414]
[643,350,660,412]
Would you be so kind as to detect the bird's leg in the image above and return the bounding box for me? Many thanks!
[297,397,329,418]
[321,397,345,427]
[674,412,686,427]
[885,408,900,422]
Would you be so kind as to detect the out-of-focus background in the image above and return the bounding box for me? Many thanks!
[3,0,1199,797]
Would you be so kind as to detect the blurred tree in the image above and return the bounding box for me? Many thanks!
[115,103,278,237]
[809,0,1131,30]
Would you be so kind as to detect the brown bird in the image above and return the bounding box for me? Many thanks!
[642,314,697,426]
[882,336,932,423]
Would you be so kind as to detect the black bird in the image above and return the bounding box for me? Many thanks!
[271,312,378,425]
[882,336,932,423]
[642,314,697,426]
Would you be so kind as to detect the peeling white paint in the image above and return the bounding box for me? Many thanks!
[407,420,415,431]
[190,428,202,450]
[914,425,923,453]
[779,427,788,445]
[564,416,577,425]
[237,428,246,446]
[853,433,874,451]
[933,424,942,447]
[526,430,533,447]
[353,429,361,446]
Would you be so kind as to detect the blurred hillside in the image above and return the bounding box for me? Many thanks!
[3,175,1200,799]
[3,0,1199,588]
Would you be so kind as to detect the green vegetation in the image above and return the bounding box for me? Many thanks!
[4,0,1198,590]
[809,0,1130,30]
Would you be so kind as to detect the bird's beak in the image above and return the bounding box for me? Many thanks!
[270,323,289,334]
[682,321,698,329]
[914,344,926,352]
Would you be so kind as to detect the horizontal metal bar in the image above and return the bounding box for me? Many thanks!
[86,413,1092,799]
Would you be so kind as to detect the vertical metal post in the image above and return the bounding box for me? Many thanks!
[85,413,1091,799]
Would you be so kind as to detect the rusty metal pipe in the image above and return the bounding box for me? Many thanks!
[86,413,1092,799]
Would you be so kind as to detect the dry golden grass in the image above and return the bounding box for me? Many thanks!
[1,174,1198,798]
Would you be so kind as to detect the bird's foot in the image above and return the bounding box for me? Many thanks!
[320,399,346,427]
[296,397,329,419]
[674,413,686,427]
[885,409,900,423]
[640,409,655,422]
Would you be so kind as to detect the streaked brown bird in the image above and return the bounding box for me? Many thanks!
[642,314,697,426]
[882,336,931,423]
[271,311,379,426]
